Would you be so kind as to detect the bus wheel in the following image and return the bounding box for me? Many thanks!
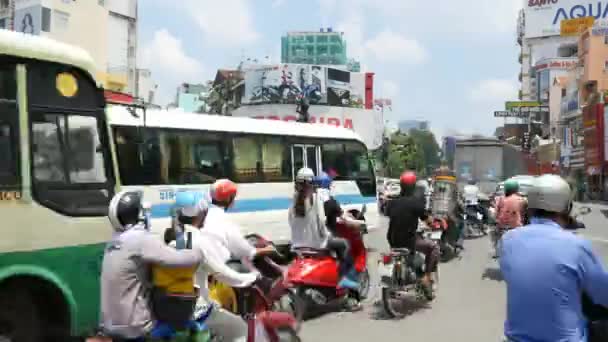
[0,289,41,342]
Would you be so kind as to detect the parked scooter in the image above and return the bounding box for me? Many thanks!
[285,205,371,317]
[378,227,440,318]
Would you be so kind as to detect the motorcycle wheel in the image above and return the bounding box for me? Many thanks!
[275,327,301,342]
[358,269,371,300]
[381,287,405,319]
[272,289,304,332]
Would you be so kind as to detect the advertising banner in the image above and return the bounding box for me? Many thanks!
[583,103,605,175]
[242,64,366,108]
[14,5,42,35]
[525,0,608,38]
[457,161,473,181]
[560,16,595,36]
[505,101,542,110]
[231,104,384,149]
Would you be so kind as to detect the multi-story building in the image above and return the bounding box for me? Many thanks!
[398,120,429,133]
[281,28,348,66]
[0,0,138,93]
[176,82,212,113]
[135,68,157,105]
[106,0,137,93]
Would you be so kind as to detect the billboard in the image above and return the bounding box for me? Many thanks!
[231,104,384,149]
[560,16,595,36]
[14,5,42,35]
[525,0,608,38]
[242,64,366,108]
[583,103,605,175]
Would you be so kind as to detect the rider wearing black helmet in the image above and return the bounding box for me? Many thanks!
[100,191,203,340]
[387,171,439,292]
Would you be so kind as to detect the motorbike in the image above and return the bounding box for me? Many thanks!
[285,205,371,317]
[378,227,440,318]
[427,217,460,262]
[463,205,487,238]
[207,235,304,332]
[302,84,322,104]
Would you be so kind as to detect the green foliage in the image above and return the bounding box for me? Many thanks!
[382,129,441,178]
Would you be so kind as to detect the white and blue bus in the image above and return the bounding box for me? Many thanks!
[107,106,377,241]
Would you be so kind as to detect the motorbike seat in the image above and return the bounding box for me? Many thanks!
[390,247,411,256]
[294,247,333,258]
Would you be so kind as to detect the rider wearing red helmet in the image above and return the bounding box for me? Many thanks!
[387,171,439,292]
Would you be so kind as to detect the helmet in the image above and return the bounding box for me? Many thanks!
[210,179,238,204]
[315,171,333,189]
[400,171,417,186]
[504,179,519,194]
[296,168,314,184]
[175,191,208,217]
[527,174,572,214]
[108,191,143,232]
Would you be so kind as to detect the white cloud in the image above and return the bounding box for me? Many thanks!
[140,29,205,105]
[364,30,428,64]
[379,80,400,99]
[469,79,518,103]
[182,0,259,47]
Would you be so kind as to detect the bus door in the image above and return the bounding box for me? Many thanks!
[291,144,320,178]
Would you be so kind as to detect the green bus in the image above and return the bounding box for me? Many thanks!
[0,30,117,341]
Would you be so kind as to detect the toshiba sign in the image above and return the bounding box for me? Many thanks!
[232,104,384,149]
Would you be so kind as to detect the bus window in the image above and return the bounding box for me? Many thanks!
[0,67,18,191]
[113,125,143,185]
[261,137,292,182]
[31,112,111,216]
[161,129,227,185]
[232,136,262,182]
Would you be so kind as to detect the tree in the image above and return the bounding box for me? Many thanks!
[385,132,425,178]
[408,129,441,176]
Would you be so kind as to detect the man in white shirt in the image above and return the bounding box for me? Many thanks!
[172,186,274,342]
[463,180,480,206]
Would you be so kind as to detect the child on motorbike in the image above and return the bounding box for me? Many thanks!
[172,186,275,342]
[99,191,203,340]
[288,168,360,294]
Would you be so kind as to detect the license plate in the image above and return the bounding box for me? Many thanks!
[430,231,442,240]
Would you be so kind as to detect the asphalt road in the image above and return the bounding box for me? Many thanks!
[299,203,608,342]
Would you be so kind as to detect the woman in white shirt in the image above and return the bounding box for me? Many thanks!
[288,168,359,290]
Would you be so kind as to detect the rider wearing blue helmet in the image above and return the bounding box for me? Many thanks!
[315,172,360,291]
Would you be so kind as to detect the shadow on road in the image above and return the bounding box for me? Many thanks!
[369,297,430,321]
[482,267,504,282]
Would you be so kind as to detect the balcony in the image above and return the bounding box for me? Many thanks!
[519,72,523,82]
[519,53,523,64]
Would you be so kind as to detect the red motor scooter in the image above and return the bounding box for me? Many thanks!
[285,205,371,316]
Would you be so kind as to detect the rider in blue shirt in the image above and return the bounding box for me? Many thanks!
[500,174,608,342]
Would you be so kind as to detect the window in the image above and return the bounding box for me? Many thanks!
[31,112,112,216]
[0,68,19,191]
[41,7,51,32]
[113,126,144,185]
[32,114,107,184]
[232,136,262,182]
[322,141,375,195]
[261,137,291,181]
[53,10,69,32]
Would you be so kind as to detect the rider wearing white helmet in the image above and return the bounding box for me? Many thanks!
[288,168,359,292]
[499,175,608,342]
[100,191,203,340]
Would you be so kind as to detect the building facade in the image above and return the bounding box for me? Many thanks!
[105,0,137,93]
[176,82,212,113]
[398,120,429,133]
[281,29,348,66]
[0,0,138,93]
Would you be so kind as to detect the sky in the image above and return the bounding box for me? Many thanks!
[138,0,524,139]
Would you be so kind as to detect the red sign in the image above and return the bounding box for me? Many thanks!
[583,104,605,175]
[105,90,135,104]
[252,114,354,130]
